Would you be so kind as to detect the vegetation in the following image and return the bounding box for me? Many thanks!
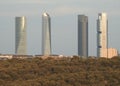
[0,56,120,86]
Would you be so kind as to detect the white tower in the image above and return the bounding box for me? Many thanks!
[97,13,108,57]
[15,16,27,55]
[42,13,51,55]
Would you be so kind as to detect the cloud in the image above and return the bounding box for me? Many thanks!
[48,6,98,17]
[0,0,65,4]
[0,0,49,5]
[51,6,77,16]
[0,0,119,17]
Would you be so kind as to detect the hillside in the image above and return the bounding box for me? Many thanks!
[0,56,120,86]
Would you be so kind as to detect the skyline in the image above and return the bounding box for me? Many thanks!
[0,0,120,56]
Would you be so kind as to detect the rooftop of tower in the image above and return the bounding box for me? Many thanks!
[43,13,49,17]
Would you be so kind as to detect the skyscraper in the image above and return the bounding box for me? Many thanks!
[15,16,27,55]
[97,13,108,57]
[78,15,88,57]
[42,13,51,55]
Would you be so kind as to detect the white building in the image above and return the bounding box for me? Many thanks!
[42,13,51,56]
[108,48,118,58]
[15,16,27,55]
[0,54,13,60]
[97,13,108,57]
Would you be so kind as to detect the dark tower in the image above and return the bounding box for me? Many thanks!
[78,15,88,57]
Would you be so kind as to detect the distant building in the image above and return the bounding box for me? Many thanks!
[108,48,118,58]
[42,13,51,55]
[78,15,88,57]
[15,17,27,55]
[97,13,108,57]
[99,48,118,58]
[13,55,33,59]
[0,54,13,60]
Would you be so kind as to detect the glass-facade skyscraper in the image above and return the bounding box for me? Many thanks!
[78,15,88,57]
[42,13,51,55]
[97,13,108,57]
[15,16,27,55]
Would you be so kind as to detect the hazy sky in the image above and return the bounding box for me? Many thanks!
[0,0,120,56]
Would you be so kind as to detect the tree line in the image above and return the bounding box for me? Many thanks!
[0,56,120,86]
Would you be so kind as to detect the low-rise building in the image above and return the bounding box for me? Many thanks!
[0,54,13,60]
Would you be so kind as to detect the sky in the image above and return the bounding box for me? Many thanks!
[0,0,120,56]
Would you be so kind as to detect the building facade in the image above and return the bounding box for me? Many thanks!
[42,13,51,55]
[15,17,27,55]
[97,13,108,57]
[78,15,88,57]
[107,48,118,58]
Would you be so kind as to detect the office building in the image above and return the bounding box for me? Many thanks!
[42,13,51,55]
[15,16,27,55]
[78,15,88,57]
[107,48,118,58]
[97,13,108,57]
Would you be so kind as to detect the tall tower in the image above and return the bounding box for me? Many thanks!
[42,13,51,55]
[97,13,108,57]
[78,15,88,57]
[15,16,27,55]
